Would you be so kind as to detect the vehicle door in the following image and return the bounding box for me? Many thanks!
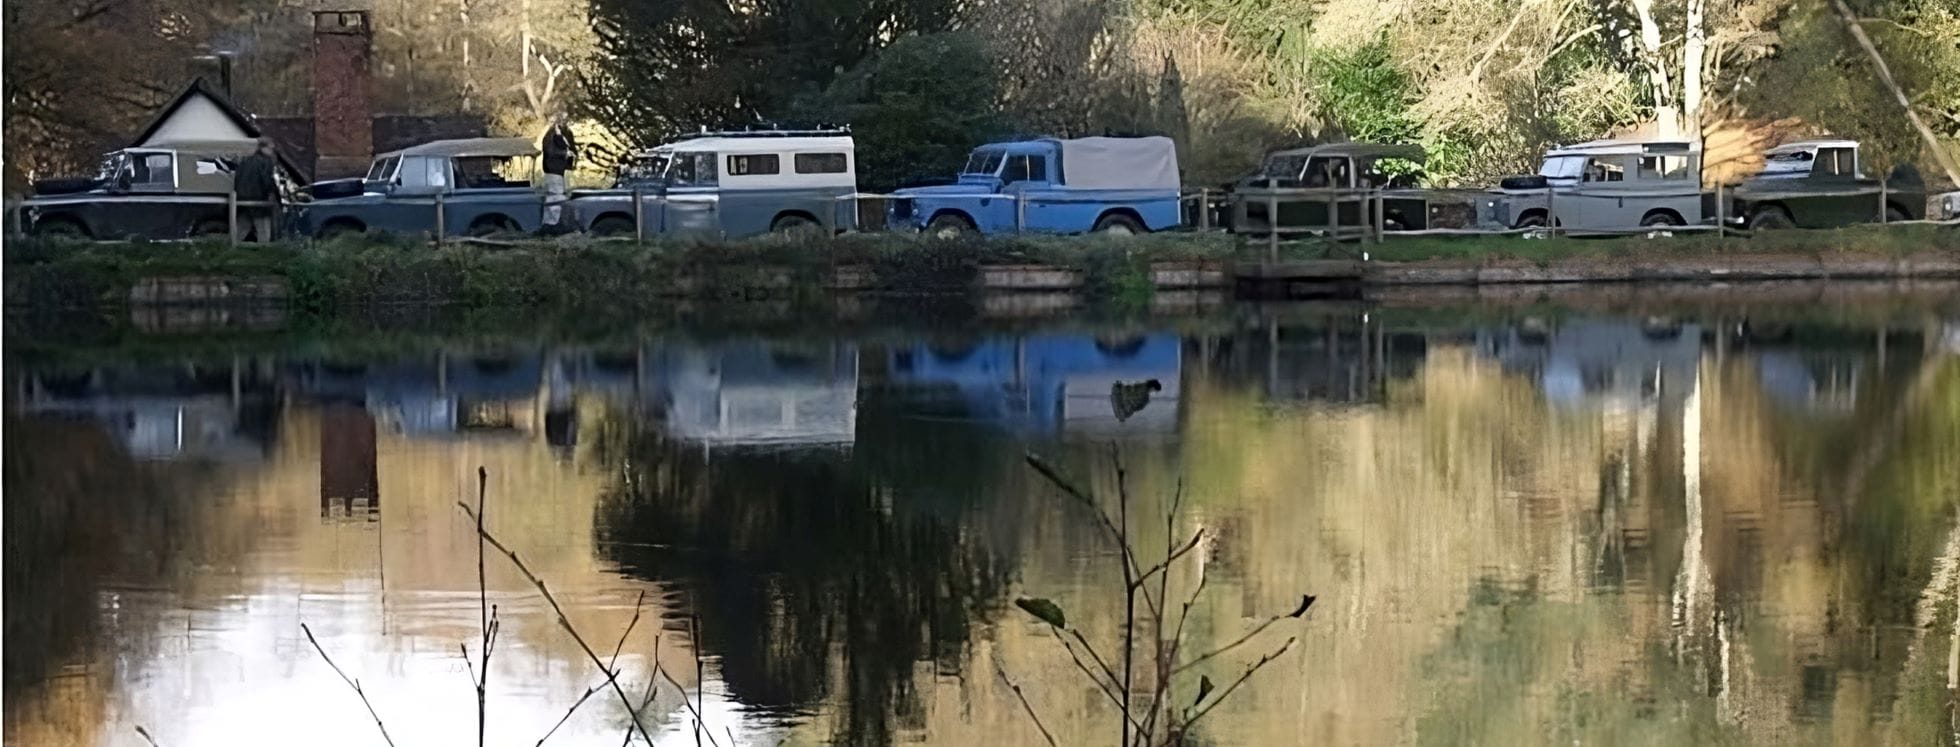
[448,156,545,233]
[997,152,1056,231]
[377,156,454,234]
[1635,151,1702,225]
[1280,155,1346,232]
[1572,156,1630,229]
[114,151,185,239]
[1809,146,1870,226]
[662,152,720,237]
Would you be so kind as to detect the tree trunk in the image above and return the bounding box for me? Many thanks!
[1630,0,1678,138]
[1683,0,1706,140]
[1830,0,1960,186]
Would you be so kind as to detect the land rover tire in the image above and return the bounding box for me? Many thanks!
[1640,211,1684,228]
[32,216,87,239]
[468,216,517,237]
[1513,212,1547,229]
[1748,206,1793,231]
[1093,212,1145,236]
[926,213,975,239]
[770,213,823,237]
[318,219,365,239]
[1885,205,1910,223]
[590,215,635,237]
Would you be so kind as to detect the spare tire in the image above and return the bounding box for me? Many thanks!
[1499,175,1548,191]
[32,177,97,195]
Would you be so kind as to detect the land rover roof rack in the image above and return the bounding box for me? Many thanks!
[678,126,851,140]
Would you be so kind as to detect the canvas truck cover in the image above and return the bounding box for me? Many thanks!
[1053,136,1179,190]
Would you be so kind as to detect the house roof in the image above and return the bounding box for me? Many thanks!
[129,78,307,179]
[379,137,537,159]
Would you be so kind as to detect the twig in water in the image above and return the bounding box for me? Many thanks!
[134,726,161,746]
[993,655,1060,747]
[620,634,662,747]
[458,499,674,746]
[301,622,397,747]
[539,592,647,747]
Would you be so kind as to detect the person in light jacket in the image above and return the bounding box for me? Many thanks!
[542,114,577,228]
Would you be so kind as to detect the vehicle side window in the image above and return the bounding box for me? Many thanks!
[671,152,717,186]
[1303,156,1349,188]
[427,158,451,189]
[727,154,780,176]
[1817,148,1856,177]
[366,157,400,182]
[794,152,849,174]
[1584,159,1625,182]
[131,153,173,189]
[1637,155,1689,180]
[1002,154,1047,184]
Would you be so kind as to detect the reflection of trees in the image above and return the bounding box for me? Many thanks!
[592,419,1008,746]
[2,417,250,743]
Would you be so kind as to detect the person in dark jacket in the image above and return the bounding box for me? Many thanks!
[542,115,577,228]
[234,137,281,242]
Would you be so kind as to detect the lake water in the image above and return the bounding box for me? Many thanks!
[7,284,1960,746]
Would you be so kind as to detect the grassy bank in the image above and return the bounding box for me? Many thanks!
[4,224,1954,310]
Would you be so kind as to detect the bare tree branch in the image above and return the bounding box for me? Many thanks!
[301,623,398,747]
[994,655,1061,747]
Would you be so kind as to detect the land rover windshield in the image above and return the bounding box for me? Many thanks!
[962,149,1006,175]
[1539,155,1586,180]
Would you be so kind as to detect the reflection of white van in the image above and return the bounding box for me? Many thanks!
[569,130,858,238]
[1483,139,1705,231]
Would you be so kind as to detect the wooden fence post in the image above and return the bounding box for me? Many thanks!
[1325,188,1337,242]
[633,187,645,245]
[434,193,446,244]
[1715,181,1726,241]
[1878,177,1889,223]
[228,188,239,247]
[1198,188,1211,231]
[1545,187,1557,239]
[1015,193,1026,234]
[1266,178,1279,263]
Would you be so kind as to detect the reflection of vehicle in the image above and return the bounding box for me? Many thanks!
[1229,143,1475,234]
[1727,140,1926,230]
[1481,139,1704,231]
[890,137,1181,237]
[20,140,297,240]
[568,130,859,238]
[1477,318,1702,409]
[885,333,1181,435]
[649,341,859,446]
[295,138,546,238]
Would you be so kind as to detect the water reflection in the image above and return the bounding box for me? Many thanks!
[6,291,1960,745]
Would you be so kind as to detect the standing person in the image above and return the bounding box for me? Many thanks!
[234,137,282,242]
[542,114,577,229]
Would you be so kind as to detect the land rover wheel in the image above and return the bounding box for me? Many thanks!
[468,216,517,237]
[1513,213,1547,229]
[771,214,824,237]
[1093,213,1145,236]
[590,215,635,237]
[1885,206,1910,223]
[32,218,86,239]
[192,219,230,238]
[1748,207,1793,231]
[926,213,974,239]
[318,220,365,240]
[1640,211,1684,228]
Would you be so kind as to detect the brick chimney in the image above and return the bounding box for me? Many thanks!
[312,10,373,180]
